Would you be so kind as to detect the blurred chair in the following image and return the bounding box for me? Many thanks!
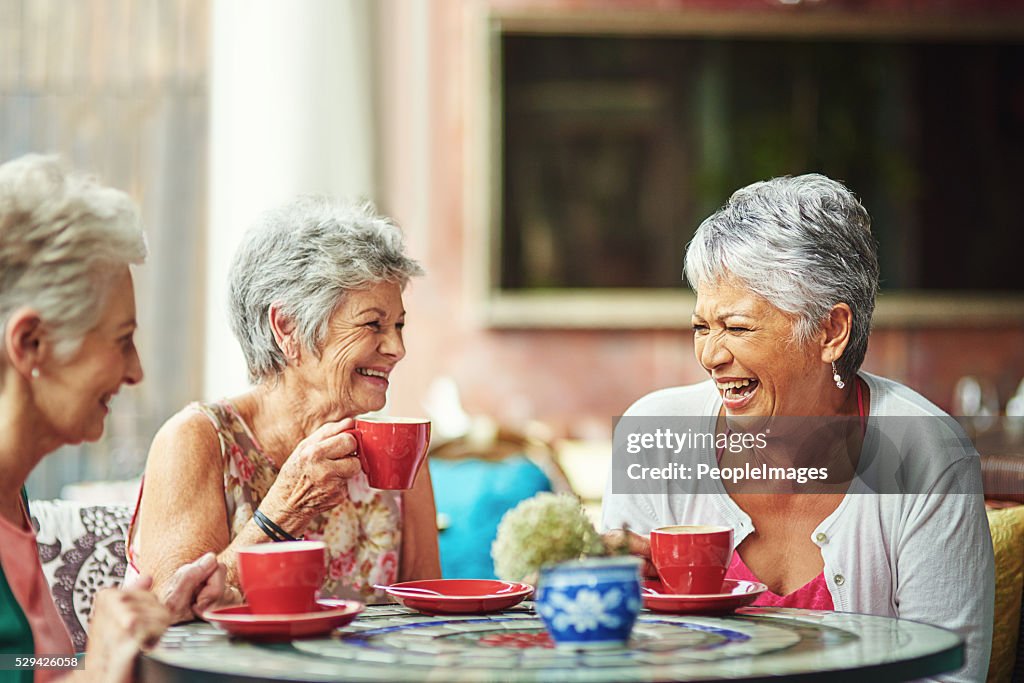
[985,504,1024,683]
[29,499,131,652]
[429,425,573,580]
[984,438,1024,683]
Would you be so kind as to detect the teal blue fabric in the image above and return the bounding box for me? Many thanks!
[0,490,35,682]
[0,559,32,683]
[429,456,552,579]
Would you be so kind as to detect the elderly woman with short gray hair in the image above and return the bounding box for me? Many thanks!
[604,174,993,682]
[128,196,440,605]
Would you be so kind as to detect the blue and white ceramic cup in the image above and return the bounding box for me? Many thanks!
[535,557,642,649]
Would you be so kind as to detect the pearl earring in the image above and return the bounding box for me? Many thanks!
[30,367,39,379]
[831,361,844,389]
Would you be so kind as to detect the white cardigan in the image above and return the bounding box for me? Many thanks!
[601,372,994,683]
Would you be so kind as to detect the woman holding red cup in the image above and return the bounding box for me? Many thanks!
[128,197,440,609]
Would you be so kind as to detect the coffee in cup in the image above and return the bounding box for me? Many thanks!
[348,417,430,490]
[238,540,327,614]
[649,525,733,595]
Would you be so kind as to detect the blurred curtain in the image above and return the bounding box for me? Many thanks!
[0,0,209,498]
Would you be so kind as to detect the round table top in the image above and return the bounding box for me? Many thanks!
[141,603,963,683]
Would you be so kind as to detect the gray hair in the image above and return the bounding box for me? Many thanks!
[228,196,424,383]
[0,154,147,360]
[684,174,879,380]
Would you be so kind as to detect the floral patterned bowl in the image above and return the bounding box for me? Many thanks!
[535,557,642,649]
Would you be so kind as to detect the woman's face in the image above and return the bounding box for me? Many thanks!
[303,280,407,418]
[37,268,143,444]
[692,279,825,416]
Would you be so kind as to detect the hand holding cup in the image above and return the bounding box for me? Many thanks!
[602,529,658,579]
[266,418,363,522]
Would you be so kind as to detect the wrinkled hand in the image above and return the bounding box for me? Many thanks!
[268,418,363,520]
[603,529,658,578]
[82,582,171,683]
[160,552,228,623]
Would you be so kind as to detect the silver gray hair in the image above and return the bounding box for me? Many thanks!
[228,196,424,383]
[0,154,147,361]
[684,173,879,380]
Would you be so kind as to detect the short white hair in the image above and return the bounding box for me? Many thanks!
[0,154,147,359]
[228,196,424,383]
[684,174,879,380]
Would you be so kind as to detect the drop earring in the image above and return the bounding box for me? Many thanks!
[831,361,844,389]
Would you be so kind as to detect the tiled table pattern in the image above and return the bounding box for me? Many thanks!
[145,603,961,682]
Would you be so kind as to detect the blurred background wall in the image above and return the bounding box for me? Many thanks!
[379,0,1024,440]
[3,0,1023,499]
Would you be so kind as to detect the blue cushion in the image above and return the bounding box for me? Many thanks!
[429,456,552,579]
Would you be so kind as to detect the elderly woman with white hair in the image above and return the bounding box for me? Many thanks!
[128,196,440,605]
[603,174,994,682]
[0,154,224,681]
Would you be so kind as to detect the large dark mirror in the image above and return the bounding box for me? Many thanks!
[500,34,1024,293]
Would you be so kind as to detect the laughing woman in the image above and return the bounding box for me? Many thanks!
[0,155,224,682]
[603,174,993,682]
[128,197,440,606]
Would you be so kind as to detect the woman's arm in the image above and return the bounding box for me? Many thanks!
[893,457,994,683]
[137,411,364,601]
[133,411,247,594]
[399,464,441,580]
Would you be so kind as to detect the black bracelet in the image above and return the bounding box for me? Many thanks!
[253,509,299,542]
[252,509,284,541]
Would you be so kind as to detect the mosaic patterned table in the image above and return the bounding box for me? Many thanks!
[139,603,963,682]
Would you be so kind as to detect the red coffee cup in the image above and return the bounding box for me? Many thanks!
[348,417,431,490]
[649,525,733,595]
[238,540,326,614]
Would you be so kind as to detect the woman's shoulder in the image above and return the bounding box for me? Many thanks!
[149,402,228,459]
[622,381,718,418]
[859,371,979,477]
[861,372,951,418]
[181,399,239,429]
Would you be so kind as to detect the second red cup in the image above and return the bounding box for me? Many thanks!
[650,525,734,595]
[238,540,327,614]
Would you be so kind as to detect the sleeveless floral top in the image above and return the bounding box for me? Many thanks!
[129,401,402,605]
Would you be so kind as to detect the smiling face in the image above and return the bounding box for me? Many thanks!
[37,268,143,444]
[692,279,830,417]
[299,280,407,419]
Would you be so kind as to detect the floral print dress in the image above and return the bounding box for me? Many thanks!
[129,401,402,605]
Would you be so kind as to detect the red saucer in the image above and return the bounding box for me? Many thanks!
[641,578,766,615]
[203,599,364,640]
[381,579,533,615]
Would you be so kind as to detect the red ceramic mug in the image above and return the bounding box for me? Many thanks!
[347,417,431,490]
[238,540,327,615]
[649,525,734,595]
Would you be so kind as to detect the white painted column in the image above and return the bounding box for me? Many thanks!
[205,0,376,398]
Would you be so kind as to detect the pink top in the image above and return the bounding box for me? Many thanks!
[0,502,74,681]
[726,552,834,609]
[716,380,865,612]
